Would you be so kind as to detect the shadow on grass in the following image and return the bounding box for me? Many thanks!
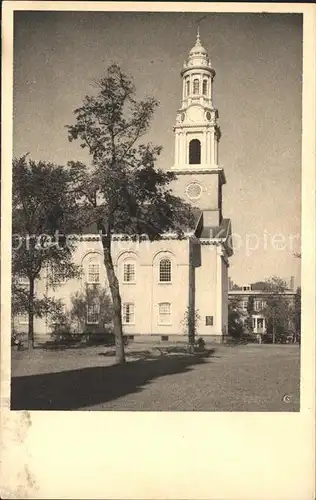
[99,347,217,359]
[11,350,214,411]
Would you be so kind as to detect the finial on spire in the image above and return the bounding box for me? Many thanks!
[196,25,201,45]
[195,15,206,45]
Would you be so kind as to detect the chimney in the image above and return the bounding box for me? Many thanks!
[290,276,295,290]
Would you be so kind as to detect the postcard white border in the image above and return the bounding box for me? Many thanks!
[1,2,315,499]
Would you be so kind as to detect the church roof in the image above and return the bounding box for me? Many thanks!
[200,217,230,239]
[73,207,203,237]
[191,207,203,232]
[200,217,233,256]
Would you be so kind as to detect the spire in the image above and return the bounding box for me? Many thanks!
[188,28,208,58]
[196,25,201,45]
[181,25,215,76]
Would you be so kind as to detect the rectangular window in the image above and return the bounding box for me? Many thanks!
[123,263,136,283]
[242,300,248,311]
[18,313,28,325]
[17,275,29,285]
[254,300,265,311]
[159,259,172,283]
[202,79,208,95]
[193,78,199,94]
[205,316,213,326]
[122,303,135,325]
[88,263,100,284]
[158,302,172,325]
[86,302,100,324]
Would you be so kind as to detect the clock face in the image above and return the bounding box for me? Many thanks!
[186,106,204,123]
[185,182,202,201]
[206,111,212,121]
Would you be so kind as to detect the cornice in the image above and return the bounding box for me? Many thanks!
[174,122,218,130]
[65,232,194,243]
[181,65,216,77]
[168,166,227,184]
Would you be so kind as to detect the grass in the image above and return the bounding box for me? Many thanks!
[11,342,300,411]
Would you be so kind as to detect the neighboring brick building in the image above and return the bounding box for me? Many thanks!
[228,279,296,335]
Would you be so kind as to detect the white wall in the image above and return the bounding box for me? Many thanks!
[194,244,220,336]
[27,237,191,337]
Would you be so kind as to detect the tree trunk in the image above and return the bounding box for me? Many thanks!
[188,310,195,347]
[28,278,35,349]
[100,231,125,364]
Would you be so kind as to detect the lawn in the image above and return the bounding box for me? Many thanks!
[11,343,300,411]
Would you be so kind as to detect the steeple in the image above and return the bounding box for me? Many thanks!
[196,25,201,44]
[169,32,226,228]
[187,27,209,60]
[172,32,221,170]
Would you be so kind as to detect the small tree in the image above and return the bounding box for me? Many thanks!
[50,285,113,342]
[262,276,289,344]
[181,306,201,348]
[67,64,194,364]
[12,155,81,348]
[70,285,113,334]
[228,298,244,339]
[245,295,255,334]
[293,286,301,342]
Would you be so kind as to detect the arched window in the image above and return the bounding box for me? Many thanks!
[87,257,100,284]
[193,79,199,95]
[189,139,201,164]
[186,80,190,96]
[123,260,136,283]
[202,79,208,95]
[159,258,172,283]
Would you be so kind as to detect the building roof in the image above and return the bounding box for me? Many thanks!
[228,289,296,297]
[199,217,233,256]
[250,281,272,291]
[72,206,203,238]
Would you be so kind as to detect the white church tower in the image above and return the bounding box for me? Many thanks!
[168,30,233,341]
[169,29,226,230]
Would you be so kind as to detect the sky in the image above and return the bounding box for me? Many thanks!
[13,10,302,288]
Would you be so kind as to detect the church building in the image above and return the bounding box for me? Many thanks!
[14,32,233,344]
